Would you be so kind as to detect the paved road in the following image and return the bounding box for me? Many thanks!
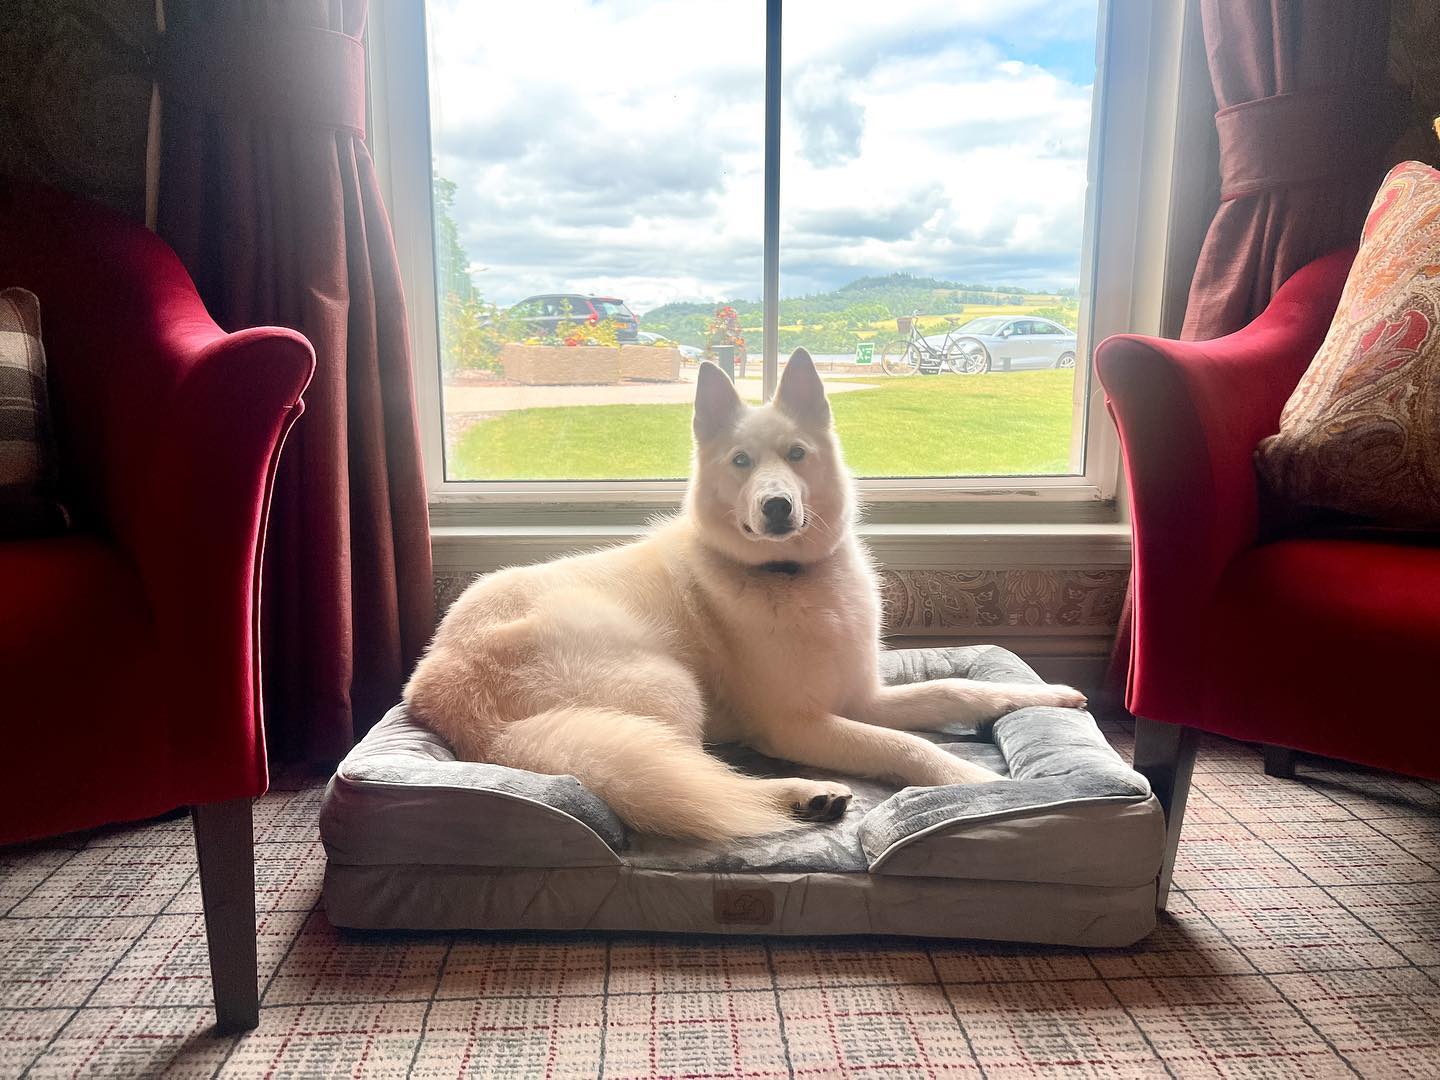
[442,360,883,415]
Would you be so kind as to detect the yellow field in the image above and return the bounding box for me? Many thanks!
[898,304,1052,336]
[754,301,1069,341]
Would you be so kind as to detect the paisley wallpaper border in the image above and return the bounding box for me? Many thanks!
[433,566,1129,637]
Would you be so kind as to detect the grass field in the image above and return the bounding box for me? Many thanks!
[450,370,1077,480]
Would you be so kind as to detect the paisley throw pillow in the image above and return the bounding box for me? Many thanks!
[1256,160,1440,526]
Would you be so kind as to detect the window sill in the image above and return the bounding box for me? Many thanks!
[430,520,1132,575]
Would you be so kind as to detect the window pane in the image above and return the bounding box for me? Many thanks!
[780,0,1098,477]
[425,0,764,481]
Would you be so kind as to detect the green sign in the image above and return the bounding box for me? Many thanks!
[855,342,874,365]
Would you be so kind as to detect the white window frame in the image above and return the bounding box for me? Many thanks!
[368,0,1196,524]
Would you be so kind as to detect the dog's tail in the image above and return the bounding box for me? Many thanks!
[489,706,796,841]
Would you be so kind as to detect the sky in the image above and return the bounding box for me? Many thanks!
[426,0,1099,314]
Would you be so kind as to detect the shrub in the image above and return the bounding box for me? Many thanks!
[439,292,524,374]
[561,314,621,348]
[1029,305,1079,331]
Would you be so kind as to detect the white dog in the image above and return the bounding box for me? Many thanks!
[405,349,1085,840]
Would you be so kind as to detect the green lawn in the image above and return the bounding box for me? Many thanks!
[451,370,1077,480]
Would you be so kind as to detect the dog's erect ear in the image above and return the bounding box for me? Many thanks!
[775,348,830,426]
[693,361,745,442]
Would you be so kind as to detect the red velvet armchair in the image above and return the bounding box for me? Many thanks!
[1097,247,1440,906]
[0,182,314,1030]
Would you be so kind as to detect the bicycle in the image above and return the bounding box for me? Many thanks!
[879,312,988,376]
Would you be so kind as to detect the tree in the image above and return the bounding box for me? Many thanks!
[841,301,890,327]
[1029,305,1079,330]
[432,174,475,303]
[433,174,519,374]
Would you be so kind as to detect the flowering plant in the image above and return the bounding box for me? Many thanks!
[705,304,747,361]
[555,312,621,348]
[524,302,624,348]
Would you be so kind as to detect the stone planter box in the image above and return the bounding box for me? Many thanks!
[618,346,682,382]
[500,343,683,385]
[500,344,621,386]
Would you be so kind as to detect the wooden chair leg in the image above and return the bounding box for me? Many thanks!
[1263,745,1297,779]
[1132,717,1198,912]
[191,798,259,1032]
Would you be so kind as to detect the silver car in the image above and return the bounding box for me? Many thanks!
[636,331,703,362]
[928,316,1078,374]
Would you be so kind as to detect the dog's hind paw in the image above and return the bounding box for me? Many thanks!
[787,781,854,822]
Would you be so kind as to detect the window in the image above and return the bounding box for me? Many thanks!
[371,0,1189,508]
[959,316,1008,336]
[595,302,633,322]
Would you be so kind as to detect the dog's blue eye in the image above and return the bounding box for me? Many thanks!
[787,445,806,462]
[731,452,751,468]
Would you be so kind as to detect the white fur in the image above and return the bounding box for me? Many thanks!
[405,349,1086,840]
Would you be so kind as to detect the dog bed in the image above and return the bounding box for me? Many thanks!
[320,646,1164,947]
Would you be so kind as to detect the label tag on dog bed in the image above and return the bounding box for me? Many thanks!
[714,887,775,925]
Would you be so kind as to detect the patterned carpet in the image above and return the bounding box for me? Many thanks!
[3,722,1439,1079]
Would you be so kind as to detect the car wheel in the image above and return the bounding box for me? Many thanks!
[951,340,990,375]
[1056,351,1076,369]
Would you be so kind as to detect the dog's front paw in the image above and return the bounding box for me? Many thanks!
[991,681,1088,712]
[787,781,854,822]
[940,758,1008,785]
[1038,683,1088,709]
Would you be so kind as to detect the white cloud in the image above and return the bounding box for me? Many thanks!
[425,0,1097,312]
[789,64,866,166]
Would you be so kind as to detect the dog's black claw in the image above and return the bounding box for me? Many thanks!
[793,791,852,822]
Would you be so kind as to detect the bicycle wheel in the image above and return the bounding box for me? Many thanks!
[947,339,990,375]
[880,339,920,376]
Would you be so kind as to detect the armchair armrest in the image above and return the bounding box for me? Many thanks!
[124,326,313,794]
[1094,247,1353,720]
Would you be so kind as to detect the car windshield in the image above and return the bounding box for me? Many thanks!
[595,300,632,320]
[957,317,1008,335]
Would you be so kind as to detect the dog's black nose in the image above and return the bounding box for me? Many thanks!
[762,497,792,522]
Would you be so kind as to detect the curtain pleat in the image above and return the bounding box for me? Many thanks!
[157,0,433,762]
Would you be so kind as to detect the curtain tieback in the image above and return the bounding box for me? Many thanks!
[1216,86,1389,202]
[158,20,366,139]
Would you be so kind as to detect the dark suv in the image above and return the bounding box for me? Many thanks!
[511,294,639,341]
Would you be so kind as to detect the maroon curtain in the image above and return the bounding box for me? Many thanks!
[156,0,434,762]
[1181,0,1395,339]
[1105,0,1395,713]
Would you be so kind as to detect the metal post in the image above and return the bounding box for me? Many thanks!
[713,345,736,382]
[762,0,781,401]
